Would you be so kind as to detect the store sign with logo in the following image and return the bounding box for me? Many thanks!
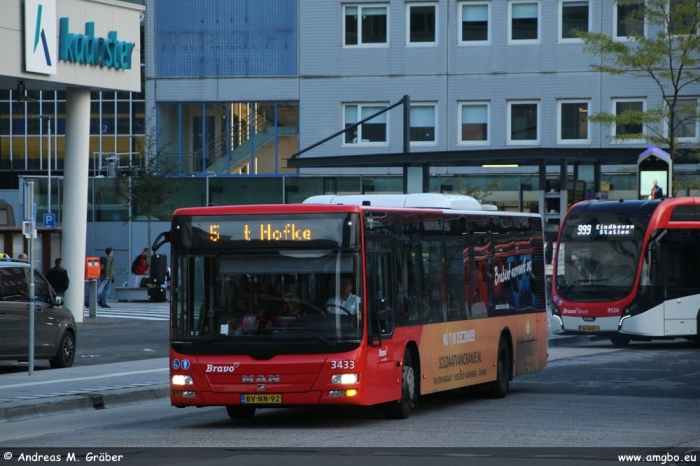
[25,0,136,73]
[25,0,57,75]
[59,18,136,70]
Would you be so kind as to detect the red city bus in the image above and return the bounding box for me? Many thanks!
[158,194,548,419]
[550,197,700,346]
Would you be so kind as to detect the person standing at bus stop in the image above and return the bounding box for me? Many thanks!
[46,258,69,298]
[132,248,149,276]
[98,247,115,308]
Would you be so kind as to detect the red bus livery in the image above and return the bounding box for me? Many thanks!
[161,194,548,419]
[550,197,700,346]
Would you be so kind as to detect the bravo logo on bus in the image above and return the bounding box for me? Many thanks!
[58,18,136,70]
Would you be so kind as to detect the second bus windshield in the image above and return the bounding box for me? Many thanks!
[555,212,645,302]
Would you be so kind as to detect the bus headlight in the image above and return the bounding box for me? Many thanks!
[172,374,193,385]
[332,374,359,384]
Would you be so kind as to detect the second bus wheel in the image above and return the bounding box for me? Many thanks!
[384,348,416,419]
[226,405,256,420]
[610,333,632,346]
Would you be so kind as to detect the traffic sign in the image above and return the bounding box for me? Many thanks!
[43,213,56,227]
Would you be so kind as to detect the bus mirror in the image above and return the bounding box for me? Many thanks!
[370,298,395,345]
[649,243,659,264]
[372,297,386,312]
[368,298,386,347]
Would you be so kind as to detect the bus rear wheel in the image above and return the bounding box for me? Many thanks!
[486,336,510,398]
[384,348,416,419]
[610,334,632,346]
[226,405,256,419]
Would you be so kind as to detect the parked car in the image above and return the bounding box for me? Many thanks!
[0,258,76,368]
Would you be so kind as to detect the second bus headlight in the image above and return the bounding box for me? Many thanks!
[332,374,359,384]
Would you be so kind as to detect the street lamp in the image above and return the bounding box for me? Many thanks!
[39,115,52,215]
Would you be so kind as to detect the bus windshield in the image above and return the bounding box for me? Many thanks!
[555,211,646,302]
[172,249,364,355]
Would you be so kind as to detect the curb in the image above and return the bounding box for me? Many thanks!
[0,384,169,423]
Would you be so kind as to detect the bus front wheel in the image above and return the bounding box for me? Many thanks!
[384,348,416,419]
[226,405,256,420]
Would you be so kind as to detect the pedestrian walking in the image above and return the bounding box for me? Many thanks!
[98,247,115,308]
[46,258,69,298]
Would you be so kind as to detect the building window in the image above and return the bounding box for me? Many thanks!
[407,3,437,45]
[559,1,589,41]
[613,99,645,142]
[460,2,490,43]
[669,0,699,36]
[459,102,489,144]
[615,0,644,39]
[508,101,539,144]
[344,104,387,144]
[344,5,388,46]
[668,98,698,141]
[558,101,589,143]
[509,1,540,43]
[410,104,436,143]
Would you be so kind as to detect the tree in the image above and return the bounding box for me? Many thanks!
[120,121,182,254]
[450,175,500,205]
[575,0,700,159]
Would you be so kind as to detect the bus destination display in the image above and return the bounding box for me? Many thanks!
[575,223,635,237]
[175,213,358,249]
[209,222,312,242]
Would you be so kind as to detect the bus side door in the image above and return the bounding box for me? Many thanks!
[365,238,399,401]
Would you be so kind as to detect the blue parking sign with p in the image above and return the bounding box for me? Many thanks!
[43,213,56,227]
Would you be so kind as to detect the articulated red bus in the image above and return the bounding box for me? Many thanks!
[160,193,548,419]
[550,197,700,346]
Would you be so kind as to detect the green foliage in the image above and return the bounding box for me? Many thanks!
[448,176,500,204]
[574,0,700,159]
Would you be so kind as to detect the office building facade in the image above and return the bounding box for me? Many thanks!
[146,0,700,228]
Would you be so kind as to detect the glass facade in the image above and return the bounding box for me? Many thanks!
[157,102,299,176]
[0,89,145,182]
[16,169,689,223]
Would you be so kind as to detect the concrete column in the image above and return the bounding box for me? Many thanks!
[62,88,91,323]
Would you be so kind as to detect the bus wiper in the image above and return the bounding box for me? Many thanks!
[560,279,605,294]
[278,327,337,347]
[175,336,231,349]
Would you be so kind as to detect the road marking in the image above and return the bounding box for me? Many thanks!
[0,367,169,390]
[83,306,169,321]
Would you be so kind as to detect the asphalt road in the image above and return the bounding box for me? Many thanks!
[0,303,169,373]
[0,304,698,466]
[0,340,697,466]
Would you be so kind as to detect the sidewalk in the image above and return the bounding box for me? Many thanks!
[0,311,599,423]
[0,358,169,422]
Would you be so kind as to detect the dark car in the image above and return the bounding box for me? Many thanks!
[0,258,76,368]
